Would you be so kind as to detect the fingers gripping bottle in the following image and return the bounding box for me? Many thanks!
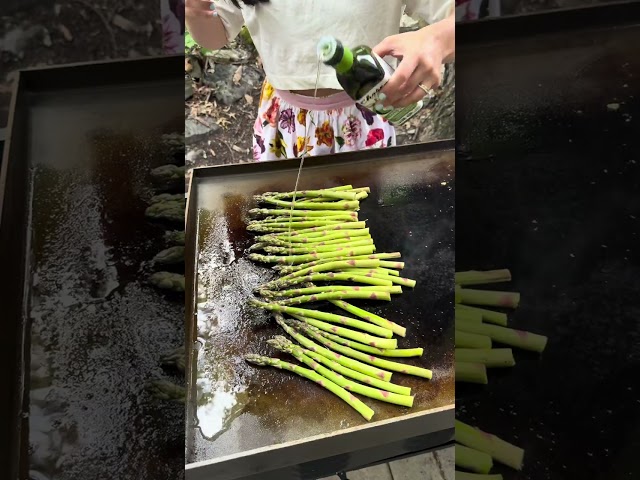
[317,36,424,126]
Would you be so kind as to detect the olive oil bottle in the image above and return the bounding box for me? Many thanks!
[317,36,424,125]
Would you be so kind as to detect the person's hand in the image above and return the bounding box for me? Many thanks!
[186,0,217,18]
[373,15,455,108]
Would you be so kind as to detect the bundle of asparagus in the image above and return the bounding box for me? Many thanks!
[243,185,431,421]
[454,269,546,477]
[454,269,547,384]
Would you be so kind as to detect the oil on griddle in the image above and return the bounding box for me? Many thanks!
[190,154,455,462]
[27,129,186,480]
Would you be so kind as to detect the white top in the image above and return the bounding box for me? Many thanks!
[213,0,453,91]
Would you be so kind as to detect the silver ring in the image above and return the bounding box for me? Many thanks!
[210,2,216,10]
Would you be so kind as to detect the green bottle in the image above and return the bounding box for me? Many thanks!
[317,36,424,126]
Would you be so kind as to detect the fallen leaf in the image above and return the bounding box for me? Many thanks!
[232,145,246,153]
[232,65,243,85]
[244,94,254,105]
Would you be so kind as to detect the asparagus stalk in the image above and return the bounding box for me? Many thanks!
[454,472,503,480]
[455,444,493,474]
[249,245,375,264]
[275,253,401,273]
[248,220,349,231]
[278,290,391,306]
[160,347,186,372]
[455,420,525,470]
[260,285,402,298]
[144,379,185,403]
[256,189,358,201]
[456,304,508,327]
[267,272,394,289]
[455,307,483,323]
[244,354,374,421]
[250,300,394,339]
[331,300,407,337]
[267,336,414,408]
[164,230,185,245]
[292,320,433,379]
[455,330,492,349]
[302,347,411,395]
[258,229,370,243]
[149,272,185,292]
[456,348,515,368]
[455,269,512,286]
[275,259,382,282]
[456,318,548,353]
[258,198,360,210]
[313,328,423,357]
[250,208,358,219]
[145,198,185,223]
[262,239,373,254]
[455,362,488,384]
[291,315,397,350]
[275,315,393,381]
[342,269,416,288]
[271,222,367,236]
[456,286,520,309]
[153,246,185,265]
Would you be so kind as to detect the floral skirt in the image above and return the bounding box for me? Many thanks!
[253,80,396,161]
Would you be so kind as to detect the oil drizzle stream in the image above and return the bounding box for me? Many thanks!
[287,57,322,258]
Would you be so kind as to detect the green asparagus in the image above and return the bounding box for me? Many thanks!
[164,230,185,245]
[455,420,525,470]
[153,246,185,265]
[244,354,374,421]
[149,272,185,292]
[144,379,185,403]
[145,197,185,223]
[150,164,185,190]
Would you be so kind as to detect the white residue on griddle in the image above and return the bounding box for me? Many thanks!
[195,376,246,440]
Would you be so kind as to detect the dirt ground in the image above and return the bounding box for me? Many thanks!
[0,0,164,127]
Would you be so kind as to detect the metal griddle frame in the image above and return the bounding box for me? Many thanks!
[185,141,456,480]
[0,55,184,480]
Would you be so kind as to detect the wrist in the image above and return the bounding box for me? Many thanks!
[423,14,455,63]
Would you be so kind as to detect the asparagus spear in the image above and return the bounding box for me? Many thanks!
[331,300,406,337]
[275,253,401,273]
[455,362,488,384]
[278,290,391,306]
[248,218,356,230]
[160,347,186,372]
[292,320,433,379]
[341,269,416,288]
[455,330,492,349]
[456,318,548,353]
[250,300,395,340]
[153,246,185,265]
[248,245,375,264]
[257,230,370,243]
[267,337,414,408]
[259,285,402,298]
[455,269,512,286]
[262,239,374,254]
[258,198,360,210]
[244,354,374,421]
[456,304,508,327]
[150,164,185,190]
[249,208,358,219]
[456,286,520,309]
[271,222,365,236]
[455,420,525,471]
[164,230,185,245]
[455,307,483,323]
[291,315,397,349]
[313,328,423,358]
[456,348,515,368]
[151,193,185,203]
[144,379,185,403]
[265,272,394,289]
[149,272,185,292]
[273,259,382,283]
[274,315,393,381]
[455,444,493,474]
[145,198,185,223]
[256,189,358,201]
[160,132,185,160]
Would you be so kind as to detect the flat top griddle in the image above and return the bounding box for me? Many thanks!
[185,142,455,479]
[0,56,185,480]
[456,4,640,479]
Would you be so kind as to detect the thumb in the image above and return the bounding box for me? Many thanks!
[372,35,398,58]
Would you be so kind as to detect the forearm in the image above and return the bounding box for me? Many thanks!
[186,14,229,51]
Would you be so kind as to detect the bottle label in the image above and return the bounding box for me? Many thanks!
[356,52,423,126]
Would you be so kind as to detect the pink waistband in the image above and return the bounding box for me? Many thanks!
[275,89,356,111]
